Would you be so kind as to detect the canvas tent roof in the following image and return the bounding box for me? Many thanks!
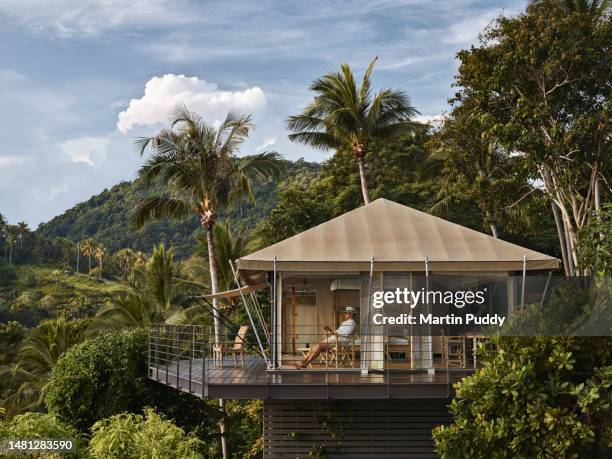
[237,198,560,273]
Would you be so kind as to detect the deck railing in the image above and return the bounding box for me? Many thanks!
[149,324,212,396]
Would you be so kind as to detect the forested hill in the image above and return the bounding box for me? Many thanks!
[36,157,320,258]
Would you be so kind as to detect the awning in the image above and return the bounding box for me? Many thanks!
[237,198,560,273]
[204,282,269,300]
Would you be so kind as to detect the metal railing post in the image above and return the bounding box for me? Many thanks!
[176,327,180,389]
[188,326,193,394]
[155,325,159,381]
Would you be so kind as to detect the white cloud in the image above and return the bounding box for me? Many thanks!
[0,0,194,37]
[443,7,521,45]
[414,114,443,125]
[256,137,277,152]
[58,136,110,166]
[116,74,267,133]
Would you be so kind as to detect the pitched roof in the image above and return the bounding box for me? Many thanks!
[237,198,560,272]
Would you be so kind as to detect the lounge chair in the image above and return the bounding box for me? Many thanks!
[213,325,250,368]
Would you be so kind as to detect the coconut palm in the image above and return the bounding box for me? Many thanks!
[81,239,94,273]
[287,57,418,204]
[92,244,188,332]
[132,104,281,347]
[16,222,29,248]
[93,244,106,278]
[3,225,18,265]
[0,315,79,414]
[0,213,7,259]
[132,105,281,459]
[116,248,135,279]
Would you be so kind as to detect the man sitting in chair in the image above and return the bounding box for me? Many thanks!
[292,306,356,369]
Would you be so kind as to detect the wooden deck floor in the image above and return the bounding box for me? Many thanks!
[149,355,473,399]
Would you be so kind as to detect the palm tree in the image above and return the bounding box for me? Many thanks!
[93,244,106,278]
[287,57,418,204]
[0,315,79,414]
[132,104,281,345]
[116,248,135,279]
[4,225,18,265]
[0,213,8,260]
[132,104,281,459]
[16,222,29,248]
[81,239,94,273]
[92,244,188,331]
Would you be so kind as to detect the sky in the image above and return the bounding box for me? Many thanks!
[0,0,526,227]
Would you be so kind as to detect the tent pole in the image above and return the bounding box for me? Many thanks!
[249,291,270,346]
[229,261,269,366]
[521,255,527,307]
[362,256,375,376]
[272,256,277,368]
[540,271,552,306]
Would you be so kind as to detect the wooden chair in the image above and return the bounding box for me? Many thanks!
[444,336,466,368]
[318,336,356,368]
[213,325,249,368]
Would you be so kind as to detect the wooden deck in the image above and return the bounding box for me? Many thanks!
[149,354,474,399]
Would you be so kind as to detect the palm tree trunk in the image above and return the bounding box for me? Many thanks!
[88,255,92,273]
[205,223,229,459]
[356,157,370,204]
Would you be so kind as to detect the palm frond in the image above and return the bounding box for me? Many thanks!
[130,196,192,229]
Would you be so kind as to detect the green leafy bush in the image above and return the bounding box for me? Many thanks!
[89,408,204,459]
[0,412,85,458]
[433,337,612,458]
[45,328,219,437]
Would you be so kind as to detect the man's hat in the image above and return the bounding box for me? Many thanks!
[341,306,357,313]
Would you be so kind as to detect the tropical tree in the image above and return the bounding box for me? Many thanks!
[81,239,94,273]
[3,225,18,265]
[0,213,7,259]
[424,98,530,239]
[287,57,418,204]
[453,0,611,274]
[132,104,281,343]
[132,104,282,459]
[116,248,135,279]
[93,244,106,278]
[16,222,29,248]
[0,315,81,414]
[92,245,188,331]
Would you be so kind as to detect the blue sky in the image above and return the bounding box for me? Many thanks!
[0,0,525,227]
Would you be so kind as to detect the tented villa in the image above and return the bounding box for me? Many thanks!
[149,198,560,458]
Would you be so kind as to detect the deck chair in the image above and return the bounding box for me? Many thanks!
[316,336,356,368]
[213,325,250,368]
[444,336,466,368]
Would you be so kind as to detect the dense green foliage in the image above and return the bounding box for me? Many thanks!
[88,408,205,459]
[0,412,86,458]
[433,337,612,458]
[0,267,120,327]
[37,159,319,259]
[578,204,612,277]
[44,328,219,435]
